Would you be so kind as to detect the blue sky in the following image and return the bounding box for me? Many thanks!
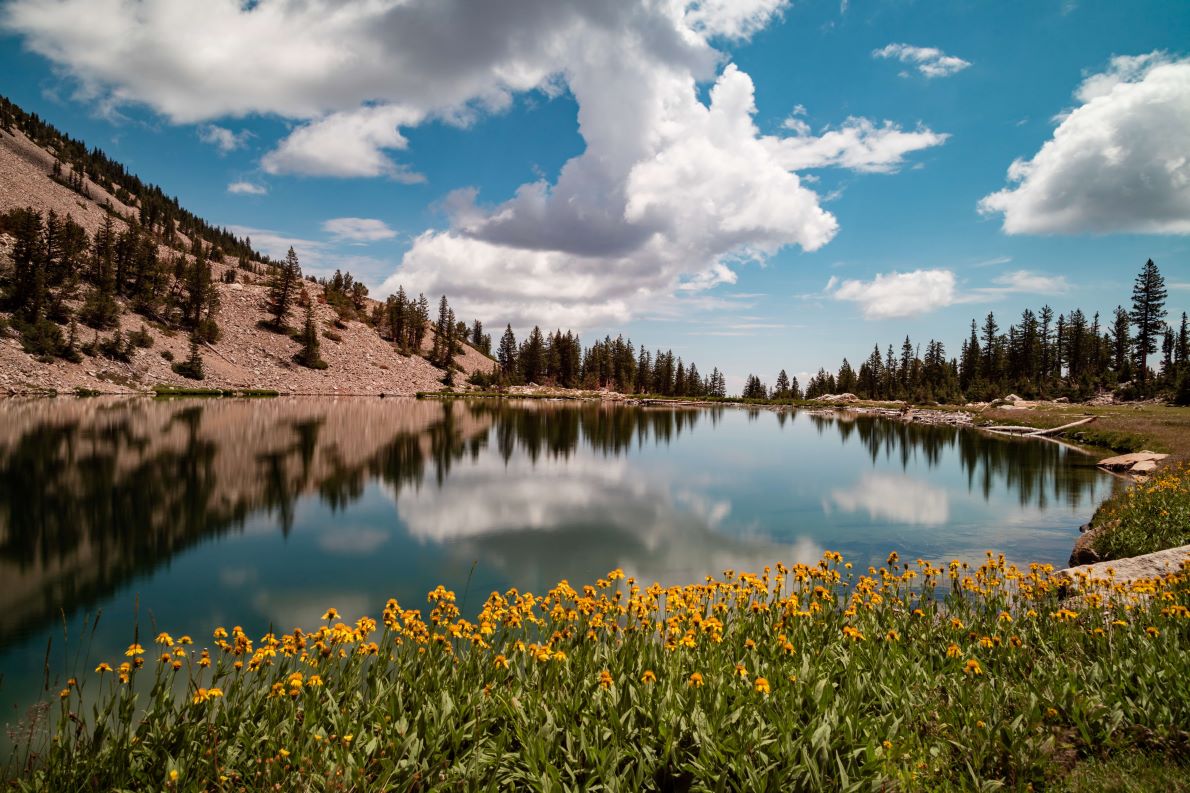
[1,0,1187,389]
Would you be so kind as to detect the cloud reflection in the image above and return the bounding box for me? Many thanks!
[826,473,950,526]
[392,454,821,589]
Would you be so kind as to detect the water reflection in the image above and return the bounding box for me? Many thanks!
[0,398,1117,658]
[827,473,950,526]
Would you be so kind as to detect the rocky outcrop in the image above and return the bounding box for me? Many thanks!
[815,393,859,403]
[1058,544,1190,586]
[1096,451,1168,473]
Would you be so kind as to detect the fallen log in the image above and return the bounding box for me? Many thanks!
[203,341,236,366]
[979,425,1037,433]
[1024,416,1097,437]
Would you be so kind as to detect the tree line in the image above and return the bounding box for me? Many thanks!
[744,259,1188,405]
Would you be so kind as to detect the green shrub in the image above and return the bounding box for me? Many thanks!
[18,316,66,360]
[1093,464,1190,558]
[127,325,154,348]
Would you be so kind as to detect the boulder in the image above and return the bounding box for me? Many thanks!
[1097,451,1168,471]
[1068,528,1102,567]
[1060,544,1190,586]
[1130,459,1158,473]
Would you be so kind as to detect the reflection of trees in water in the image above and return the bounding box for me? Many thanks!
[0,404,252,646]
[816,413,1112,512]
[0,400,1113,649]
[469,401,707,462]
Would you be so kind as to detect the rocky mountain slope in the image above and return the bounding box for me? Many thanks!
[0,123,494,395]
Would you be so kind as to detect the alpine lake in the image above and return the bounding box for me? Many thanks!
[0,396,1121,742]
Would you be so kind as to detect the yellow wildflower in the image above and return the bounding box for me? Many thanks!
[688,672,704,688]
[753,676,770,695]
[125,643,145,657]
[963,658,983,676]
[598,669,614,690]
[641,669,657,684]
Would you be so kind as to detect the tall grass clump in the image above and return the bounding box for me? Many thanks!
[1093,464,1190,559]
[8,553,1190,791]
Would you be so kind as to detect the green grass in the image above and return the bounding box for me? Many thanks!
[10,553,1189,791]
[1092,464,1190,559]
[152,385,233,397]
[151,385,281,398]
[1059,750,1190,793]
[978,404,1190,462]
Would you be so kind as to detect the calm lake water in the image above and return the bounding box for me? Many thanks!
[0,396,1118,731]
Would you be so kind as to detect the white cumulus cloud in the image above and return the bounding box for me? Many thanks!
[771,116,949,173]
[828,269,959,319]
[227,180,267,195]
[322,217,398,243]
[4,0,948,328]
[873,43,971,78]
[979,53,1190,235]
[261,105,426,180]
[198,124,251,153]
[825,267,1071,319]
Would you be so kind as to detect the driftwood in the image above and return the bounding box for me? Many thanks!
[980,415,1098,440]
[1024,416,1097,436]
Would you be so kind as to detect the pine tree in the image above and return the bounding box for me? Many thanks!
[432,295,451,367]
[520,326,545,384]
[180,247,219,342]
[294,302,327,369]
[80,217,119,330]
[1129,259,1167,387]
[414,294,430,349]
[498,324,518,379]
[1176,313,1189,375]
[266,246,301,330]
[774,369,790,399]
[1110,306,1131,382]
[172,335,205,380]
[3,207,44,319]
